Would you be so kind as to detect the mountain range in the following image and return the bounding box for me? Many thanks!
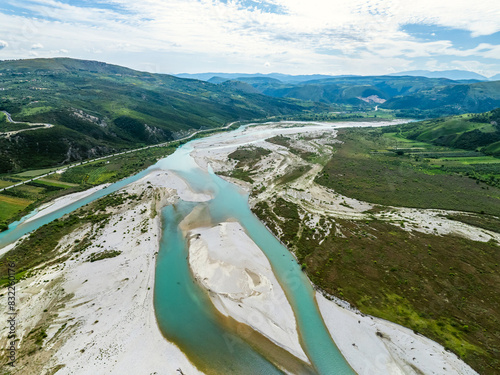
[0,58,326,173]
[1,58,500,173]
[204,75,500,117]
[177,69,498,83]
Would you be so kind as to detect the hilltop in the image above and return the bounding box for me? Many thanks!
[0,58,326,173]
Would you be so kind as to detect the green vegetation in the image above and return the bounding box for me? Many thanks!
[315,127,500,216]
[215,75,500,118]
[382,81,500,117]
[218,168,256,183]
[0,112,34,132]
[276,165,312,185]
[88,250,122,262]
[243,120,500,373]
[0,195,32,224]
[14,167,61,177]
[255,199,500,374]
[387,109,500,157]
[266,135,326,164]
[0,144,175,230]
[219,146,273,182]
[228,146,271,168]
[0,58,328,174]
[266,135,291,147]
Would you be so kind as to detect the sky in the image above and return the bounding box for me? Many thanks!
[0,0,499,77]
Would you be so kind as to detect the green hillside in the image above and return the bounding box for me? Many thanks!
[0,58,326,173]
[213,75,458,107]
[210,75,500,117]
[382,81,500,117]
[394,108,500,156]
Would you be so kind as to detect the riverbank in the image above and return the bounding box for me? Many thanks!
[0,171,205,374]
[317,292,478,375]
[187,120,483,374]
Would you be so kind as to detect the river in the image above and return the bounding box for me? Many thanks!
[0,121,405,373]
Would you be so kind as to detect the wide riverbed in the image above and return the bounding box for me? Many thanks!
[0,120,406,373]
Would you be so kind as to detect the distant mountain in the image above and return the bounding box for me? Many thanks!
[179,70,493,83]
[211,75,460,107]
[199,72,500,116]
[388,70,488,81]
[489,74,500,81]
[175,72,356,83]
[208,76,282,85]
[0,58,328,173]
[381,81,500,116]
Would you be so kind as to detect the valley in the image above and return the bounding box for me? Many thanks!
[1,120,496,374]
[0,58,499,375]
[1,0,499,372]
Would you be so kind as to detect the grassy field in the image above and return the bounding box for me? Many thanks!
[0,180,14,188]
[14,167,61,177]
[315,128,500,216]
[254,198,500,375]
[0,145,176,230]
[0,195,33,223]
[37,178,79,188]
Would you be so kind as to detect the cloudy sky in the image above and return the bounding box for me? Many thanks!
[0,0,499,76]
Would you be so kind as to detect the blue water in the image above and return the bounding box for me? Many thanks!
[154,203,286,375]
[0,125,355,375]
[0,169,153,249]
[154,143,354,374]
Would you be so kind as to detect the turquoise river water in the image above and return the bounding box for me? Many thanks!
[0,124,356,374]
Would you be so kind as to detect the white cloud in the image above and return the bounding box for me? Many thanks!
[31,43,44,49]
[0,40,7,49]
[0,0,498,75]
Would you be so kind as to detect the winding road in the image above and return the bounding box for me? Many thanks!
[1,110,54,137]
[0,120,239,192]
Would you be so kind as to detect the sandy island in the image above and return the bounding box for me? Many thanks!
[187,221,308,363]
[0,120,484,374]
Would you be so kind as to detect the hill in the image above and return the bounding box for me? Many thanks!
[387,69,489,81]
[0,58,327,173]
[213,75,460,108]
[392,108,500,157]
[381,81,500,117]
[192,73,500,116]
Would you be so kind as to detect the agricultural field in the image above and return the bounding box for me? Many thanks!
[315,128,500,216]
[0,195,33,224]
[0,144,176,230]
[14,167,61,177]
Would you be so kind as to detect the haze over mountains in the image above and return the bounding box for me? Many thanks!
[177,69,499,83]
